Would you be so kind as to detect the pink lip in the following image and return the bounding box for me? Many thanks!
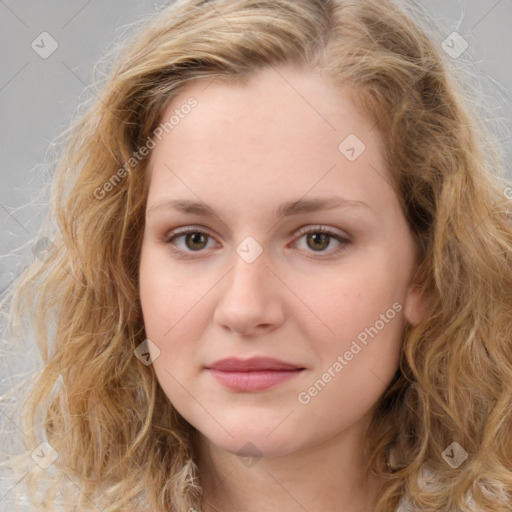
[205,357,305,392]
[207,356,303,372]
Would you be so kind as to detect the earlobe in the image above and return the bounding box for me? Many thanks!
[404,284,428,326]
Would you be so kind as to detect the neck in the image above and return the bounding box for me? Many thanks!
[192,415,384,512]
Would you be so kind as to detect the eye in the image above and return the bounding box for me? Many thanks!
[163,226,217,256]
[292,225,352,258]
[162,225,352,259]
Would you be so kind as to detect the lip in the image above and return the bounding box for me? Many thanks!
[207,356,303,372]
[205,357,305,392]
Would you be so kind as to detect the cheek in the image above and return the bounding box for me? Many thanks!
[138,261,203,410]
[139,242,203,333]
[294,272,404,421]
[292,260,408,411]
[295,258,407,349]
[139,246,196,371]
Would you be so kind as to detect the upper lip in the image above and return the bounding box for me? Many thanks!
[206,357,304,372]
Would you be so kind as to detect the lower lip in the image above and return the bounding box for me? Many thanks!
[207,369,304,391]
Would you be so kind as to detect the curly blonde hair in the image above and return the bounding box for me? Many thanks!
[1,0,511,510]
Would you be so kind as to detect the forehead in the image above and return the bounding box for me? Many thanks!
[155,65,378,155]
[146,65,394,217]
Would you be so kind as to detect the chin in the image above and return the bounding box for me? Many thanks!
[183,404,309,457]
[199,425,301,459]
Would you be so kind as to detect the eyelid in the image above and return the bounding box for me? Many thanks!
[293,224,352,242]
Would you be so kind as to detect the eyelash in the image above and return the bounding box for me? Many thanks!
[162,225,352,260]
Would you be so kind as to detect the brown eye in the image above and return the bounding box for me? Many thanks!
[305,232,331,251]
[293,226,352,258]
[163,225,352,260]
[183,232,209,251]
[164,227,217,257]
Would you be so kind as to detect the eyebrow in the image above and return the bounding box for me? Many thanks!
[147,195,373,219]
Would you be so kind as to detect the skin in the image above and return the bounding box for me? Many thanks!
[139,64,426,512]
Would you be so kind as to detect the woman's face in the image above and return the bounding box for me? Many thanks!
[139,65,425,458]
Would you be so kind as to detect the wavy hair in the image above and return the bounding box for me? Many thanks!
[1,0,511,510]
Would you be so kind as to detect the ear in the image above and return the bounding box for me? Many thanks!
[404,284,428,326]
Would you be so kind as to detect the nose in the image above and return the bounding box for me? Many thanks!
[213,249,285,336]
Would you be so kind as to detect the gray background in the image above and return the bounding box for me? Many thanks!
[1,0,511,509]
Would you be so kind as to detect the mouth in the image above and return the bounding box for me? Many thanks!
[205,357,305,392]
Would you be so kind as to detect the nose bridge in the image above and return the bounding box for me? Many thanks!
[227,241,269,298]
[213,238,283,334]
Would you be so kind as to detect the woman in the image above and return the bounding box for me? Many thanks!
[2,0,511,510]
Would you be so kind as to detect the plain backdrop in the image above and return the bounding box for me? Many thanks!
[1,1,511,509]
